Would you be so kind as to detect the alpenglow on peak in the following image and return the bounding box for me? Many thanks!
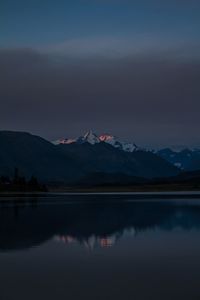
[52,131,139,153]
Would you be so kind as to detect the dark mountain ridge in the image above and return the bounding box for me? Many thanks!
[0,130,179,184]
[58,142,179,179]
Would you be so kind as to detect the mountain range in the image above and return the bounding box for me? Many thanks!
[0,130,180,184]
[53,130,139,152]
[54,130,200,172]
[156,148,200,171]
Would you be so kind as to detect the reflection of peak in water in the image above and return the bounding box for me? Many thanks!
[55,234,117,250]
[1,200,200,252]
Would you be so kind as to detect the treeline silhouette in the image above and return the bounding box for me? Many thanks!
[0,168,47,192]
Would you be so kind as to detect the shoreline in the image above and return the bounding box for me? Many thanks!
[1,190,200,197]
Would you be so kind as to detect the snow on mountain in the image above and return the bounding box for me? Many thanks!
[156,147,200,170]
[52,131,100,145]
[99,134,138,152]
[77,130,100,145]
[99,134,122,149]
[52,138,76,145]
[54,131,139,152]
[121,142,138,152]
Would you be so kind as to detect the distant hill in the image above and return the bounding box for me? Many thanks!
[157,148,200,171]
[0,131,83,182]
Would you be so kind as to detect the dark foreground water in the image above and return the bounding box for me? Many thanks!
[1,193,200,300]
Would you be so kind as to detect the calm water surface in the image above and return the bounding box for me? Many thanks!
[1,194,200,300]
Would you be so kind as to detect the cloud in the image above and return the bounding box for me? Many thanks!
[41,35,200,62]
[0,47,200,147]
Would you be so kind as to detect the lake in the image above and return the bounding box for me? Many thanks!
[1,193,200,300]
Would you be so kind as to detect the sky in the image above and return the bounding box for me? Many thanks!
[1,0,200,147]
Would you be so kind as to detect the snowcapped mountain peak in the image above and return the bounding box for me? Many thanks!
[99,133,123,149]
[53,130,100,146]
[75,130,100,145]
[82,130,100,145]
[53,131,139,152]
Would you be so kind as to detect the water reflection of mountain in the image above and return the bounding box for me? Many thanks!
[1,197,200,252]
[55,234,118,250]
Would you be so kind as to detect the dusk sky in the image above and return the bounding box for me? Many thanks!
[1,0,200,147]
